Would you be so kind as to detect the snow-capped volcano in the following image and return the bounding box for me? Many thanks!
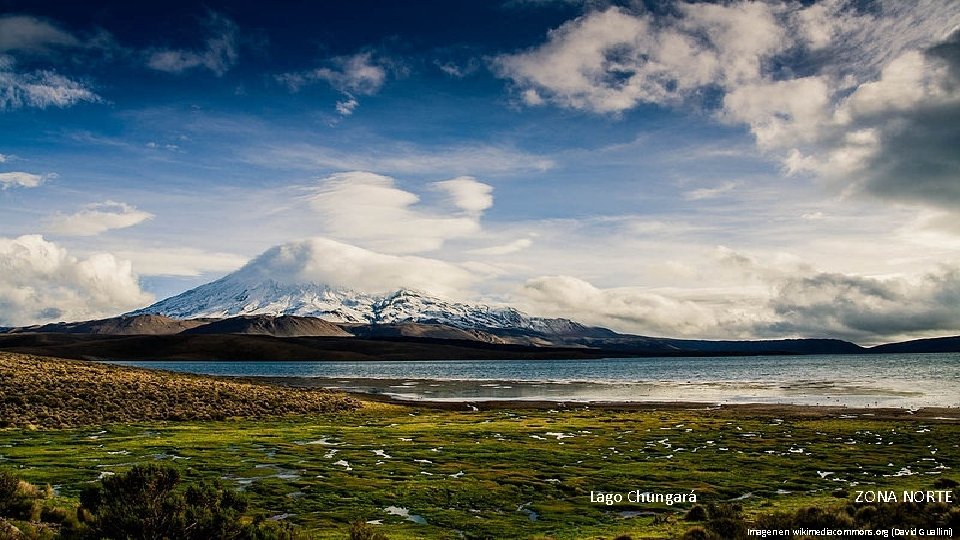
[128,239,590,335]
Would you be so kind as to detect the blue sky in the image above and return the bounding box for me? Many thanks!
[1,0,959,344]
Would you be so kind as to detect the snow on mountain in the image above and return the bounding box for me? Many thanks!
[128,275,585,334]
[127,240,591,335]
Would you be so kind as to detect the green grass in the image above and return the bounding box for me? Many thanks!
[2,404,957,539]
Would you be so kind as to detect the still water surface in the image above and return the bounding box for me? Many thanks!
[106,353,960,408]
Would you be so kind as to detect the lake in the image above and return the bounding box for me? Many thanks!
[105,353,960,408]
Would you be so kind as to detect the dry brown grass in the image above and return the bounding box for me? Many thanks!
[0,352,360,428]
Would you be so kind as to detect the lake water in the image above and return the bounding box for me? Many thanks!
[106,353,960,408]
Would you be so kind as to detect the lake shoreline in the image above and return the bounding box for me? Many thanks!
[351,391,960,420]
[104,353,960,409]
[245,375,960,420]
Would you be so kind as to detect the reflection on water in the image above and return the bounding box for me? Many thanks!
[104,353,960,408]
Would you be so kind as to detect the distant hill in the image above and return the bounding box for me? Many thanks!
[869,336,960,354]
[0,333,616,362]
[181,314,352,337]
[660,338,865,355]
[5,314,209,335]
[2,314,957,361]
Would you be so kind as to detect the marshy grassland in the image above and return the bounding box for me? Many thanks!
[0,352,958,539]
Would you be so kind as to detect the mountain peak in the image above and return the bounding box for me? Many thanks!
[128,239,608,335]
[127,273,577,333]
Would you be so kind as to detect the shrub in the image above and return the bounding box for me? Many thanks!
[241,517,301,540]
[684,504,707,521]
[348,520,389,540]
[933,478,958,489]
[705,504,746,539]
[794,506,853,529]
[79,464,255,540]
[681,526,710,540]
[0,470,18,515]
[0,471,42,522]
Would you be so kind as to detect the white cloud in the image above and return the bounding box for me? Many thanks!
[492,5,763,114]
[335,94,359,116]
[512,257,960,344]
[112,247,246,277]
[46,201,154,236]
[280,52,387,95]
[0,153,7,162]
[777,42,960,208]
[0,15,81,53]
[682,181,741,201]
[432,176,493,215]
[0,235,153,326]
[146,12,239,76]
[0,57,99,110]
[261,142,554,176]
[469,238,533,256]
[306,171,491,253]
[0,16,107,111]
[278,52,390,116]
[234,237,477,298]
[0,171,47,189]
[494,1,960,210]
[516,274,750,338]
[678,2,784,87]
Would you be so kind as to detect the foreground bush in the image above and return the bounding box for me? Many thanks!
[0,469,71,539]
[78,464,297,540]
[348,520,389,540]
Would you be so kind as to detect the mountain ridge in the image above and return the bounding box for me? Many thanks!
[4,313,959,359]
[126,273,598,337]
[4,262,956,358]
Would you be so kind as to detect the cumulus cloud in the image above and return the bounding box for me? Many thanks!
[0,235,153,326]
[233,237,477,298]
[0,171,48,189]
[146,11,239,76]
[47,201,154,236]
[493,5,741,113]
[494,1,960,209]
[306,171,492,253]
[278,52,390,116]
[0,56,99,110]
[778,34,960,209]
